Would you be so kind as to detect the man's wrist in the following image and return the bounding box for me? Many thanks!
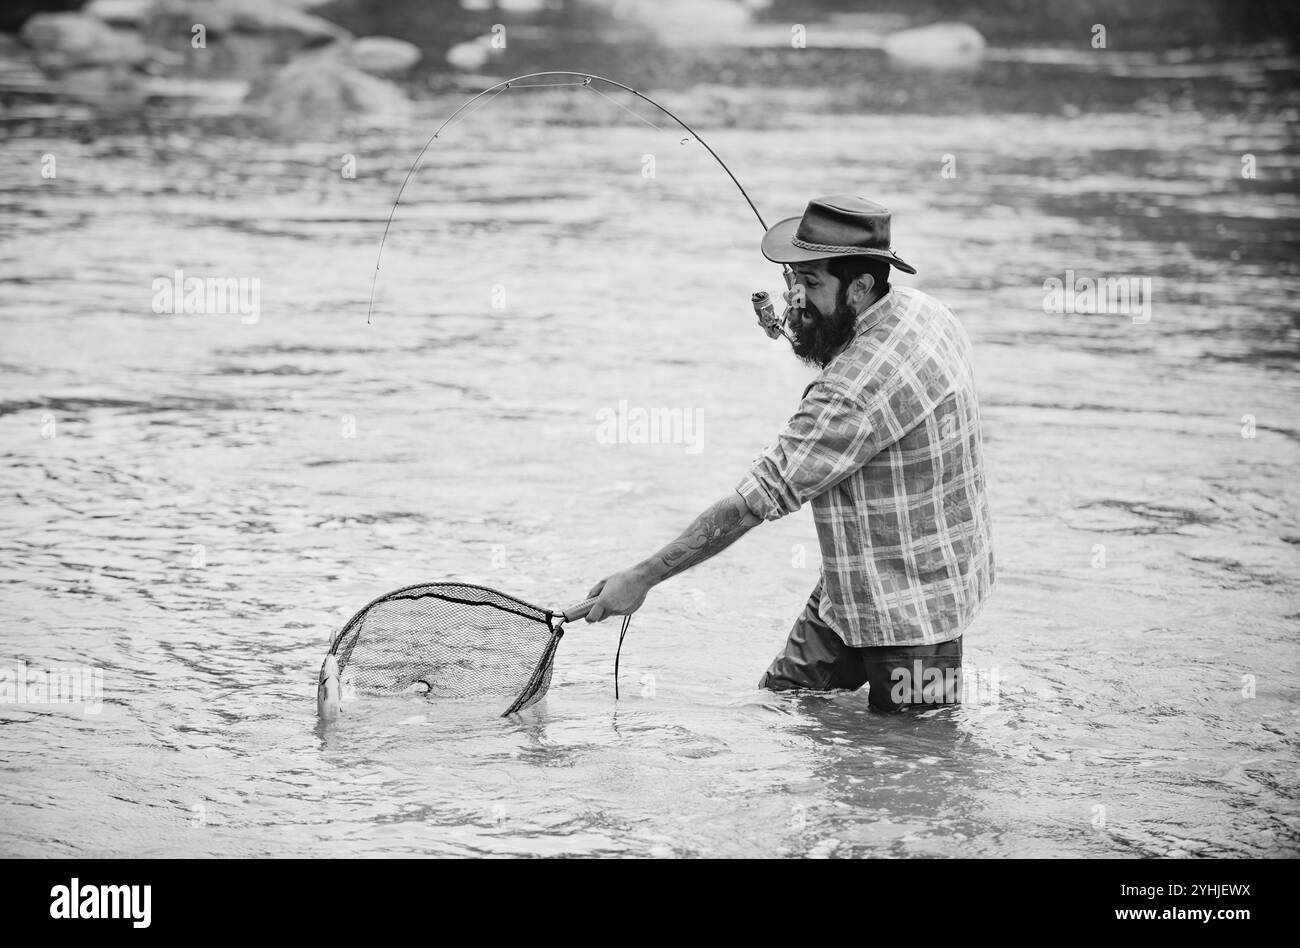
[630,558,663,588]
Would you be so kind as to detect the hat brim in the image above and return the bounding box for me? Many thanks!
[761,215,918,274]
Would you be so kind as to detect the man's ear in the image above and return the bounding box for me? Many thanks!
[850,273,875,309]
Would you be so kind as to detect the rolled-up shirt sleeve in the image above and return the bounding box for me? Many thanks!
[735,369,936,521]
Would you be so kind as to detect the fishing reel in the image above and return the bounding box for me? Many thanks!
[751,266,799,342]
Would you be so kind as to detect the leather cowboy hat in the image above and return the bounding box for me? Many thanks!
[760,194,917,274]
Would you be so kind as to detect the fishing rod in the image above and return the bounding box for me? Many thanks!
[365,70,797,342]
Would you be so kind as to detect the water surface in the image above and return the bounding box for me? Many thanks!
[0,74,1297,857]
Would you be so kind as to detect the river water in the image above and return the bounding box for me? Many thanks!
[1,68,1298,857]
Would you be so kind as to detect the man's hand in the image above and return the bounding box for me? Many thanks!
[585,567,652,623]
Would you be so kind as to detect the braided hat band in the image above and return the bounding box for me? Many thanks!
[791,238,904,259]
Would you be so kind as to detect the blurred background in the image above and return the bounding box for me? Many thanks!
[0,1,1297,858]
[2,0,1298,115]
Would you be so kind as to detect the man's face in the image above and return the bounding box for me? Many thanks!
[787,260,864,368]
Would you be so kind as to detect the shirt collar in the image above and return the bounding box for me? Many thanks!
[852,288,898,337]
[816,289,900,376]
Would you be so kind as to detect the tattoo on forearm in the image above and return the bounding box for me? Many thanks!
[653,498,753,582]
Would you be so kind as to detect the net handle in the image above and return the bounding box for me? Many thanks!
[560,597,598,622]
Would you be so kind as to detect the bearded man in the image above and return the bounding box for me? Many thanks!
[583,195,994,712]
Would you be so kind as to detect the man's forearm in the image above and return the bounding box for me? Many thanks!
[633,491,761,587]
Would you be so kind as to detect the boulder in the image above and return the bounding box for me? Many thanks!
[20,12,152,72]
[883,22,987,71]
[141,0,353,79]
[245,49,409,124]
[144,0,351,50]
[348,35,421,75]
[444,36,492,71]
[83,0,153,28]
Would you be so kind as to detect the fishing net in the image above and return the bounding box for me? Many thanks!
[327,582,567,716]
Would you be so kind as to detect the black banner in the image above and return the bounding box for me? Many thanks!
[0,858,1283,935]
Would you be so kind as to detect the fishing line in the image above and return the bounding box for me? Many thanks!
[365,70,772,324]
[583,80,671,135]
[509,78,592,89]
[436,82,511,136]
[614,613,632,700]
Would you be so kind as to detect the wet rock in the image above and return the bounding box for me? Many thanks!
[83,0,153,29]
[883,22,987,71]
[444,35,499,72]
[142,0,352,77]
[348,35,421,75]
[245,48,409,124]
[1,16,148,106]
[20,12,152,73]
[144,0,351,47]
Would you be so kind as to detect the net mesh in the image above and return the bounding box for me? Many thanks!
[328,582,563,715]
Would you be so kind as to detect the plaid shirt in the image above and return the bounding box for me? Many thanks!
[736,286,994,647]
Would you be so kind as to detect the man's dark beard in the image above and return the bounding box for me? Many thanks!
[790,287,857,368]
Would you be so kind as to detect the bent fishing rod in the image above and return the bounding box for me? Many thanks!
[365,71,797,341]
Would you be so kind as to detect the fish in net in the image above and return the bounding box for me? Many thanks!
[317,582,601,719]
